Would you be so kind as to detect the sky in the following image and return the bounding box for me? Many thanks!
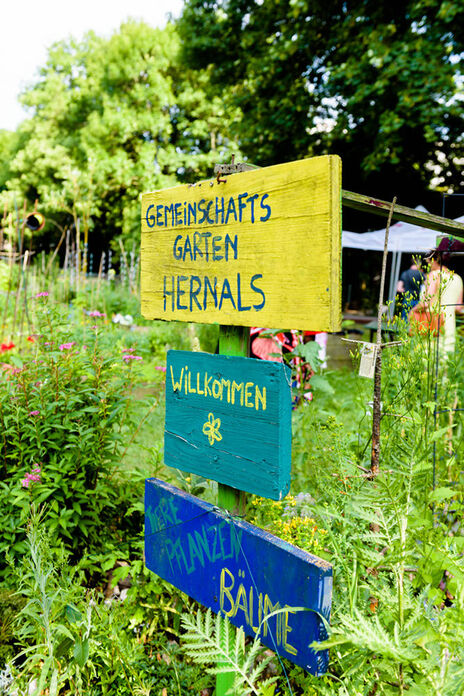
[1,0,184,131]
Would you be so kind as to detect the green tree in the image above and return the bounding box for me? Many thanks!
[177,0,464,206]
[0,130,25,192]
[1,20,239,250]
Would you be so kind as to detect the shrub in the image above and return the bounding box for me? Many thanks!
[0,295,144,582]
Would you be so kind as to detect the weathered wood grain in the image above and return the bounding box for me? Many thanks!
[342,190,464,237]
[141,156,342,331]
[164,350,292,500]
[145,477,332,674]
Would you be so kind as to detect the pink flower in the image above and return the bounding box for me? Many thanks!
[122,347,136,353]
[21,466,41,488]
[122,354,143,362]
[1,362,21,375]
[88,310,106,318]
[34,292,49,298]
[155,366,167,372]
[28,410,40,417]
[59,342,75,351]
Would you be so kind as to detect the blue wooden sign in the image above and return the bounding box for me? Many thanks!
[164,350,292,500]
[145,478,333,674]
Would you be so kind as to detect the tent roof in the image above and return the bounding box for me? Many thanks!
[342,207,464,253]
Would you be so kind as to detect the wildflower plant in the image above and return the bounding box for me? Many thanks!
[20,465,41,488]
[0,295,145,581]
[10,508,177,696]
[248,495,327,556]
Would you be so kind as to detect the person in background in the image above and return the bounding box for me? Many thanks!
[411,239,464,353]
[397,257,424,320]
[250,328,313,404]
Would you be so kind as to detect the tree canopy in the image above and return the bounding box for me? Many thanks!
[0,20,239,250]
[1,3,463,251]
[177,0,464,214]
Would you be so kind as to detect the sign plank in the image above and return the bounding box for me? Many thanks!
[145,478,332,674]
[141,156,341,331]
[165,350,292,500]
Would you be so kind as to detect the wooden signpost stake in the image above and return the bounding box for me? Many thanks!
[216,324,248,514]
[342,189,464,238]
[218,324,248,695]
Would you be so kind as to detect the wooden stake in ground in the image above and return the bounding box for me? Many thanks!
[75,217,81,295]
[11,202,27,339]
[45,223,67,277]
[96,252,105,305]
[1,243,15,338]
[370,197,397,477]
[18,250,32,346]
[216,324,248,696]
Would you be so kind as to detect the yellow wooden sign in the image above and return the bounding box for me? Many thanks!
[141,155,341,331]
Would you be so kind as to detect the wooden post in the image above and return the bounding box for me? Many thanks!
[18,250,32,347]
[342,190,464,237]
[1,244,14,337]
[11,202,27,339]
[216,324,249,695]
[370,198,396,477]
[75,217,80,294]
[217,324,249,514]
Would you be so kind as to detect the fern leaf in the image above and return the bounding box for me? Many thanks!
[258,677,278,695]
[181,609,273,696]
[244,639,272,685]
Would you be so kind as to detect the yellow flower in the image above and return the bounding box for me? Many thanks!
[202,412,222,446]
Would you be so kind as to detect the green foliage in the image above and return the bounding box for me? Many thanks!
[0,21,240,249]
[192,321,219,354]
[75,281,143,323]
[0,295,144,581]
[0,590,25,668]
[9,510,209,696]
[0,130,23,191]
[0,259,19,293]
[308,463,464,695]
[178,0,464,202]
[3,272,464,694]
[271,326,464,694]
[181,608,278,695]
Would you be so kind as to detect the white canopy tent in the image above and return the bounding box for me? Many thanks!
[342,207,464,311]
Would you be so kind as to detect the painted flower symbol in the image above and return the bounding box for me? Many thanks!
[202,412,222,446]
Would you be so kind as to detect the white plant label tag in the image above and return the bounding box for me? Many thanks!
[359,343,378,379]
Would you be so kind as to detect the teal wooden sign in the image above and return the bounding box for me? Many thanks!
[165,350,292,500]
